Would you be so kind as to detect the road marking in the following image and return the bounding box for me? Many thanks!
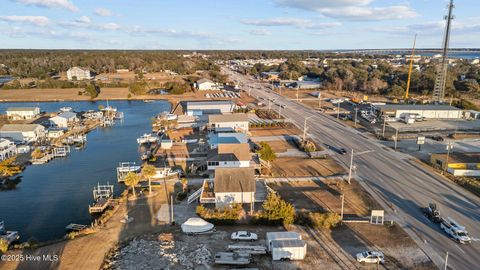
[455,244,466,254]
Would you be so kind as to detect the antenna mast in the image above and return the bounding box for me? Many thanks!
[432,0,455,103]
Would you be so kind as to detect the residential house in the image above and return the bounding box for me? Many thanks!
[50,112,79,128]
[0,138,17,161]
[208,114,249,133]
[6,107,40,120]
[67,67,92,81]
[208,132,248,149]
[0,124,46,142]
[196,79,218,90]
[207,143,251,170]
[213,167,256,208]
[47,128,65,139]
[431,152,480,177]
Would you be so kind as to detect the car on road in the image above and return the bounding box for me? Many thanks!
[421,202,441,223]
[231,231,258,241]
[356,251,385,264]
[338,148,347,155]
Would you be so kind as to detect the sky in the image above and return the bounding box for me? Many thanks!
[0,0,479,50]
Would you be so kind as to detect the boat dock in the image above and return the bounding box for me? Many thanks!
[88,183,114,214]
[116,162,141,182]
[31,146,71,164]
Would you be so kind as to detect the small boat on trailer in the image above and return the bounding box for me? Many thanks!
[0,221,20,245]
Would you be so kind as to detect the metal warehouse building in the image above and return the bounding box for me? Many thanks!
[375,104,463,119]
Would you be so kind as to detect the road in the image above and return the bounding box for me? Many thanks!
[225,68,480,270]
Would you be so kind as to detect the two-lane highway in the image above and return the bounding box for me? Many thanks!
[226,68,480,269]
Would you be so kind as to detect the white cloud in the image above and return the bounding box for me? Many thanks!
[274,0,417,21]
[14,0,78,12]
[240,17,341,30]
[75,16,91,24]
[0,15,50,26]
[245,29,271,36]
[97,23,120,31]
[94,7,113,17]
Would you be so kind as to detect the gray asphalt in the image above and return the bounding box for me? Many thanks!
[225,68,480,270]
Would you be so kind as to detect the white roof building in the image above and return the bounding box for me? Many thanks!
[196,79,218,91]
[5,107,40,120]
[67,67,92,81]
[50,112,79,128]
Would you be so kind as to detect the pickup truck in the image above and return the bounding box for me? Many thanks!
[440,217,472,244]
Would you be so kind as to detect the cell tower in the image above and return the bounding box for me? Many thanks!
[432,0,455,103]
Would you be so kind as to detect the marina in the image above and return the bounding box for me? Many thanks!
[0,100,171,242]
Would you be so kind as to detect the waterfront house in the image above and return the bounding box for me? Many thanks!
[207,143,251,171]
[0,138,17,161]
[200,167,256,208]
[0,124,46,142]
[208,114,249,133]
[6,107,40,120]
[50,112,79,128]
[47,128,65,139]
[67,67,92,81]
[208,132,248,149]
[196,79,218,90]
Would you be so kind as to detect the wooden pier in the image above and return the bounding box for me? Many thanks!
[88,183,114,214]
[31,146,71,164]
[116,162,141,182]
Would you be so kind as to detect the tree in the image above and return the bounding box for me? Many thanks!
[141,164,156,194]
[257,142,276,167]
[262,192,295,225]
[124,172,141,198]
[0,158,22,177]
[180,178,188,193]
[85,83,99,99]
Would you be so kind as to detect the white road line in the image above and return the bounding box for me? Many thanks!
[455,244,466,254]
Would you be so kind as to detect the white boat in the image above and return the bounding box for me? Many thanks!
[137,133,159,144]
[0,221,19,244]
[59,107,73,112]
[181,218,215,234]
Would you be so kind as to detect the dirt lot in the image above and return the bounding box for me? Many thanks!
[266,139,298,153]
[270,157,346,178]
[249,126,301,137]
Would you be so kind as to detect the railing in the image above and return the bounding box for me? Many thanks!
[187,187,203,204]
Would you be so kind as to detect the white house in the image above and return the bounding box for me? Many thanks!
[0,124,46,142]
[67,67,92,81]
[207,143,251,170]
[0,138,17,161]
[47,128,65,139]
[213,167,256,208]
[6,107,40,120]
[196,79,218,90]
[208,114,249,133]
[50,112,79,128]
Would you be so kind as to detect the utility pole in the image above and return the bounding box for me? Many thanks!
[170,195,174,225]
[354,108,358,128]
[303,116,311,142]
[444,252,449,270]
[340,194,345,221]
[394,128,399,150]
[348,149,354,184]
[445,142,453,173]
[318,91,322,109]
[382,117,386,137]
[337,102,341,120]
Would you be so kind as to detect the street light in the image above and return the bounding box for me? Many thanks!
[445,142,453,173]
[354,108,359,128]
[347,149,374,184]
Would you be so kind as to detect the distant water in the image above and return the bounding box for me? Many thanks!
[0,100,171,242]
[369,51,480,60]
[0,76,14,84]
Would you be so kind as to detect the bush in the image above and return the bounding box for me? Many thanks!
[196,203,243,225]
[260,192,295,225]
[309,213,341,229]
[0,238,8,253]
[176,191,187,201]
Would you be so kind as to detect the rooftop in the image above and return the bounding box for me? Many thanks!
[0,124,43,132]
[376,104,461,111]
[208,143,251,162]
[214,167,255,193]
[208,113,249,123]
[432,152,480,164]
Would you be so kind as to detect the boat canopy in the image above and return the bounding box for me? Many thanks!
[181,218,214,233]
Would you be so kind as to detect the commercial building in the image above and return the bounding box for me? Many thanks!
[375,104,463,119]
[50,112,79,128]
[67,67,92,81]
[431,152,480,177]
[172,100,236,116]
[6,107,40,120]
[0,138,17,161]
[208,113,249,133]
[0,124,46,142]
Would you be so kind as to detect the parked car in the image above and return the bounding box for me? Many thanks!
[231,231,258,241]
[356,251,385,264]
